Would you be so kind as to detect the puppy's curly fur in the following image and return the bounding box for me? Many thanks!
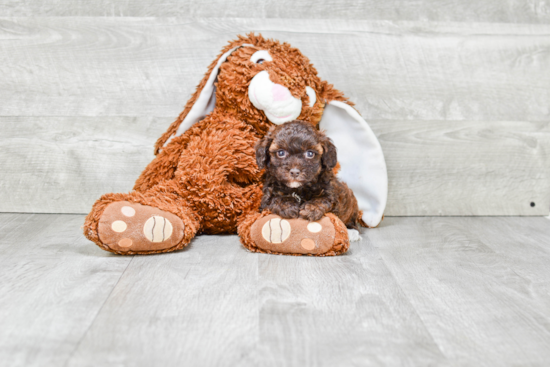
[256,121,361,229]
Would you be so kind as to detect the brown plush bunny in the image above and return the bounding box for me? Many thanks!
[83,33,388,256]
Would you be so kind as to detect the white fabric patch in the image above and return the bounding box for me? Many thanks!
[164,43,254,146]
[121,206,135,217]
[248,71,302,125]
[347,229,362,242]
[307,222,323,233]
[319,101,388,228]
[111,220,127,233]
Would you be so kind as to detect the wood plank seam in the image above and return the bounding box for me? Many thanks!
[63,256,135,367]
[364,237,449,359]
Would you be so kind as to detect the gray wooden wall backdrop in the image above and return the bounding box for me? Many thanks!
[1,3,549,216]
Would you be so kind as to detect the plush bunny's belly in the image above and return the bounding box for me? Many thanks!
[196,181,263,235]
[171,114,264,234]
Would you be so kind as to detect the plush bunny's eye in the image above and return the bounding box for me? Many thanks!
[250,50,273,64]
[276,149,287,158]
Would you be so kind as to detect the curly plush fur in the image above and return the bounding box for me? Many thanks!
[83,33,354,255]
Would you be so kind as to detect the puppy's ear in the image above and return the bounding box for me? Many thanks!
[255,134,273,170]
[321,137,338,169]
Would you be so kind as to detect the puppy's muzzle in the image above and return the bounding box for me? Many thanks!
[289,168,300,178]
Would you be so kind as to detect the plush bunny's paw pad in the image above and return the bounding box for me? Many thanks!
[98,201,185,253]
[250,214,343,255]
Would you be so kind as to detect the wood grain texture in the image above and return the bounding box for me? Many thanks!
[0,18,549,122]
[0,116,161,214]
[67,234,261,366]
[374,120,550,216]
[369,216,550,366]
[1,117,548,216]
[1,17,548,215]
[1,0,549,23]
[252,241,446,366]
[0,213,132,367]
[2,214,550,366]
[67,225,446,366]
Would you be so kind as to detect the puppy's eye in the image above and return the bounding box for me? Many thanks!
[305,151,315,159]
[277,150,287,158]
[256,59,265,64]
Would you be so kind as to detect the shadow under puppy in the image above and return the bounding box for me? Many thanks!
[255,120,362,231]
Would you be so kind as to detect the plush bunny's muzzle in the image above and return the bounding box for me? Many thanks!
[248,71,304,125]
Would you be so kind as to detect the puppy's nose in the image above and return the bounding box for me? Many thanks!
[289,168,300,178]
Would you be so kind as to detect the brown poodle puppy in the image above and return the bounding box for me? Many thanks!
[256,121,361,229]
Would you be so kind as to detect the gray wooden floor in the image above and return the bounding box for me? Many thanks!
[0,214,549,366]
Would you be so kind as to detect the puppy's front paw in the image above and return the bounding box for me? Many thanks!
[299,204,325,222]
[271,205,300,219]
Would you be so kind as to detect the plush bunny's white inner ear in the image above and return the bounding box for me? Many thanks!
[165,43,254,146]
[319,101,388,227]
[305,86,316,107]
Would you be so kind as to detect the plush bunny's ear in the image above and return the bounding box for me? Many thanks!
[319,101,388,228]
[158,43,253,150]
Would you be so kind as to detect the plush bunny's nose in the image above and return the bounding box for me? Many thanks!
[272,84,291,102]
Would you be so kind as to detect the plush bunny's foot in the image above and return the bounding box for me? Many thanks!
[241,212,349,256]
[97,201,188,254]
